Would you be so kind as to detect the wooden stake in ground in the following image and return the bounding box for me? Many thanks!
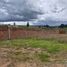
[8,24,11,40]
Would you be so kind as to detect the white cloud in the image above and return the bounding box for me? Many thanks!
[0,0,67,25]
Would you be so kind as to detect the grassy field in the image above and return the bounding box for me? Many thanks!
[0,38,67,67]
[0,26,67,67]
[0,38,67,62]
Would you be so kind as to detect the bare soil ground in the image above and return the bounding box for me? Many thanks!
[0,47,67,67]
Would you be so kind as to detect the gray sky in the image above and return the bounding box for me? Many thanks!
[0,0,67,25]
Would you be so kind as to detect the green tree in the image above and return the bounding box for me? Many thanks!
[27,22,29,27]
[59,24,64,28]
[45,25,49,28]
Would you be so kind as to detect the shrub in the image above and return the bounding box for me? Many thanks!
[59,29,66,34]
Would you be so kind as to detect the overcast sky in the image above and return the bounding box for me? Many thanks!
[0,0,67,25]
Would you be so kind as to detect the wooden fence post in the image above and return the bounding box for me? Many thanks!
[8,24,11,40]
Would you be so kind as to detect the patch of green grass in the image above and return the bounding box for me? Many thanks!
[0,38,67,53]
[0,38,67,62]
